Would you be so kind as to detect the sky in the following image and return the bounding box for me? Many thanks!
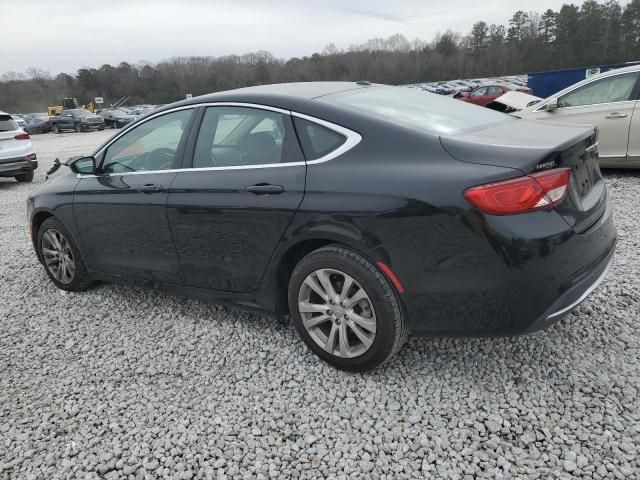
[1,0,571,75]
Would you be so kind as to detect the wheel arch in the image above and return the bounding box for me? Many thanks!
[30,209,55,252]
[269,232,381,319]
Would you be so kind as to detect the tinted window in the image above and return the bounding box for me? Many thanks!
[322,86,513,135]
[0,115,18,132]
[193,107,290,168]
[293,117,346,160]
[102,109,192,173]
[558,72,640,108]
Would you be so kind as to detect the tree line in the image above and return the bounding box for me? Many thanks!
[2,0,640,113]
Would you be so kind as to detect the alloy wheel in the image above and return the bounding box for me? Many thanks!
[41,229,75,284]
[298,268,377,358]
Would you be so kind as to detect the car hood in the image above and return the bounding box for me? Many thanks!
[489,91,542,111]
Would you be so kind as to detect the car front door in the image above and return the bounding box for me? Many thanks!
[167,105,306,293]
[466,87,489,105]
[525,71,640,162]
[73,108,195,282]
[60,112,74,130]
[623,98,640,167]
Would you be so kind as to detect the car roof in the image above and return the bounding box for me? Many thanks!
[165,81,371,109]
[210,81,371,100]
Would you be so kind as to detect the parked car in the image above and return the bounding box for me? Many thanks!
[24,115,52,134]
[455,84,533,106]
[51,109,105,133]
[0,111,37,182]
[11,115,26,129]
[517,64,640,168]
[27,82,615,371]
[101,109,134,128]
[127,108,151,121]
[422,85,445,95]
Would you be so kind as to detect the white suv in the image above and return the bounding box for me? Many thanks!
[0,111,37,182]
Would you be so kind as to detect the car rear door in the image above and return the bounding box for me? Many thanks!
[73,108,196,282]
[467,87,489,105]
[524,71,640,162]
[485,86,505,104]
[166,105,306,293]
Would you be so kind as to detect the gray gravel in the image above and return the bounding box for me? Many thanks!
[1,130,639,479]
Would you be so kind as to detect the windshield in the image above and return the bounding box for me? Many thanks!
[109,110,128,118]
[321,86,514,135]
[71,109,93,117]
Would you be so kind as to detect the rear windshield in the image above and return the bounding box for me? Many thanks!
[0,115,18,132]
[321,86,514,135]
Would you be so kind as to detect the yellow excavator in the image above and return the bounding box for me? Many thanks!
[48,98,96,116]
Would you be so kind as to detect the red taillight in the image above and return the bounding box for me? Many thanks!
[14,133,30,140]
[464,168,571,215]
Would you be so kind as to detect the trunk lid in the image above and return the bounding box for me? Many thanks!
[441,118,606,233]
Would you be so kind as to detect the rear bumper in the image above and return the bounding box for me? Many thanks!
[0,158,38,176]
[372,195,616,337]
[525,245,614,333]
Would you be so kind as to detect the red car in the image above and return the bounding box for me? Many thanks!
[455,84,533,107]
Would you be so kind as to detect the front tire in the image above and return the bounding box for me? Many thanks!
[75,123,82,133]
[37,217,94,291]
[288,245,408,371]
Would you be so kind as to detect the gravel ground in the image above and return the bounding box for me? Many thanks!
[1,130,639,479]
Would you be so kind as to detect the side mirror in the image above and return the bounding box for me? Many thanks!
[70,156,96,174]
[545,98,558,112]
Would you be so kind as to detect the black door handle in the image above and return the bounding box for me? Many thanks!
[137,184,162,193]
[245,184,284,195]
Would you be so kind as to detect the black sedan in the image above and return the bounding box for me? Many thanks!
[24,115,52,134]
[101,109,134,128]
[27,82,616,371]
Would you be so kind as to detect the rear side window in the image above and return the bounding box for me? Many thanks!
[193,106,303,168]
[293,117,346,161]
[0,115,18,132]
[322,86,513,135]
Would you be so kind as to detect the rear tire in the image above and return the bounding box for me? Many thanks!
[15,170,34,182]
[37,217,94,291]
[288,245,408,371]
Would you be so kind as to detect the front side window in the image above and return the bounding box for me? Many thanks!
[471,87,488,97]
[193,107,292,168]
[486,86,503,95]
[558,72,640,108]
[101,109,192,173]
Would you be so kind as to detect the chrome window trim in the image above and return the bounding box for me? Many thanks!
[533,68,640,112]
[77,102,362,178]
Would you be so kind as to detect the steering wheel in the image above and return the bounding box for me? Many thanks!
[142,148,176,171]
